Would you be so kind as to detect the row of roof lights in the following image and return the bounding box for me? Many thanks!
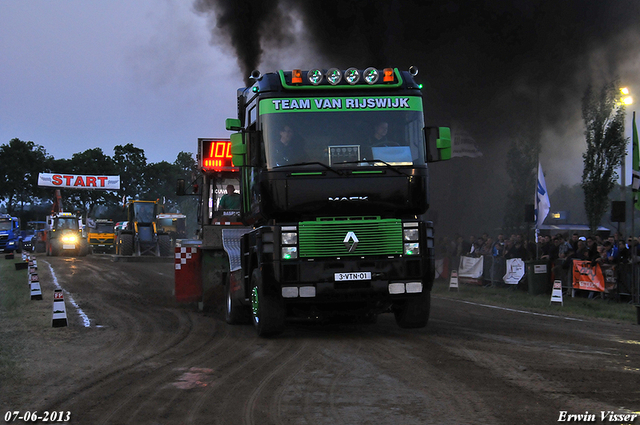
[292,67,395,85]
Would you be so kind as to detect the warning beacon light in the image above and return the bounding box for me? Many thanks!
[199,138,237,172]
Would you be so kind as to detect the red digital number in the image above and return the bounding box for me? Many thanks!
[202,140,235,171]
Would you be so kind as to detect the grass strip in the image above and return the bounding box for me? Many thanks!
[433,279,637,323]
[0,255,29,384]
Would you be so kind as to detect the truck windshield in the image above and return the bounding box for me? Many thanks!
[260,97,426,170]
[56,218,77,230]
[0,219,11,231]
[95,223,114,233]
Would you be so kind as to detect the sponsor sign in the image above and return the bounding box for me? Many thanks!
[458,256,483,279]
[503,258,525,285]
[38,173,120,190]
[572,260,605,292]
[260,96,423,114]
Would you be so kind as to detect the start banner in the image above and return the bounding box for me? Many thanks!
[572,260,605,292]
[38,173,120,190]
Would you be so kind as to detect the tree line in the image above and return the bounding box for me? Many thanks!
[0,139,198,224]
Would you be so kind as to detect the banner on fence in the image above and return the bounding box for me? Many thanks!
[572,260,605,292]
[601,264,617,293]
[503,258,525,285]
[459,256,483,279]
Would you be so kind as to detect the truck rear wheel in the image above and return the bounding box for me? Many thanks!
[250,268,285,337]
[119,234,134,256]
[225,277,250,324]
[393,290,431,329]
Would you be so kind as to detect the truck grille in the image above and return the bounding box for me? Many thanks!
[298,218,403,258]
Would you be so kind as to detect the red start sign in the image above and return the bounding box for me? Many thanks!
[38,173,120,190]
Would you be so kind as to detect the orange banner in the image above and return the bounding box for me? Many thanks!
[572,260,605,292]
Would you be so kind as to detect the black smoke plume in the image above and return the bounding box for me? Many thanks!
[195,0,640,235]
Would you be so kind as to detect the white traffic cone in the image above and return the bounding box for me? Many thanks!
[550,279,563,306]
[30,280,43,300]
[449,270,459,291]
[52,289,68,327]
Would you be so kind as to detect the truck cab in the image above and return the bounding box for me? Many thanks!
[87,218,116,253]
[0,214,22,253]
[182,67,451,336]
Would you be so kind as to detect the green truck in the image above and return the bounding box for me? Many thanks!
[176,67,451,336]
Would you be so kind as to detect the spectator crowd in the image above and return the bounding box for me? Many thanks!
[438,232,637,268]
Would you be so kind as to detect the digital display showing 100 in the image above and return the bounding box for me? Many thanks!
[201,139,236,171]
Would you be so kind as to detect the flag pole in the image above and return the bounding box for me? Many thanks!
[633,111,638,306]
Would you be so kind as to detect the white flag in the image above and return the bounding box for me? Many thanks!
[451,129,483,158]
[535,162,551,227]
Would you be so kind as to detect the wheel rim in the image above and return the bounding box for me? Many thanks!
[251,286,260,324]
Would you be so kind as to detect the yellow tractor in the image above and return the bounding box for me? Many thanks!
[116,200,172,256]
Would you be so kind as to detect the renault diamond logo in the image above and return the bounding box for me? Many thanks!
[343,231,359,253]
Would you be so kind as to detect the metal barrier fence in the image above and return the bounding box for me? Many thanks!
[439,255,640,303]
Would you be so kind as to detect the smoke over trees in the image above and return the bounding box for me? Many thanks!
[581,81,628,234]
[194,0,640,236]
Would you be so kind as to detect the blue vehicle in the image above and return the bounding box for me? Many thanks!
[0,214,22,253]
[21,221,47,252]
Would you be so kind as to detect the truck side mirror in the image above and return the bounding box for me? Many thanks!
[176,179,185,196]
[226,118,242,131]
[425,127,452,162]
[230,132,246,167]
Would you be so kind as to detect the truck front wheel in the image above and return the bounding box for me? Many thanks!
[250,268,285,337]
[393,290,431,329]
[225,276,250,325]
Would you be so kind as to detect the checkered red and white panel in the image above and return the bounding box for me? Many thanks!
[174,247,198,270]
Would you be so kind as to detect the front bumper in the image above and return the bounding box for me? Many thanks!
[274,254,432,303]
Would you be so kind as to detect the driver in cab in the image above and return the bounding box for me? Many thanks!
[273,125,308,166]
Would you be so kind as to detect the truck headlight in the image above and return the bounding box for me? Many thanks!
[403,228,419,241]
[282,246,297,260]
[345,67,360,84]
[281,226,298,260]
[326,68,342,85]
[308,69,323,85]
[62,235,78,243]
[363,67,379,84]
[404,242,420,255]
[282,232,297,245]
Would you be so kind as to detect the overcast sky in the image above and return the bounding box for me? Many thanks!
[2,0,640,197]
[0,0,247,164]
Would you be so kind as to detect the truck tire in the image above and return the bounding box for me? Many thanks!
[225,277,250,324]
[250,268,285,337]
[159,234,172,257]
[393,290,431,329]
[78,241,89,257]
[36,241,46,253]
[49,241,60,257]
[119,234,134,256]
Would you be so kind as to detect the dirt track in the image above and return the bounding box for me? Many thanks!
[2,255,640,424]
